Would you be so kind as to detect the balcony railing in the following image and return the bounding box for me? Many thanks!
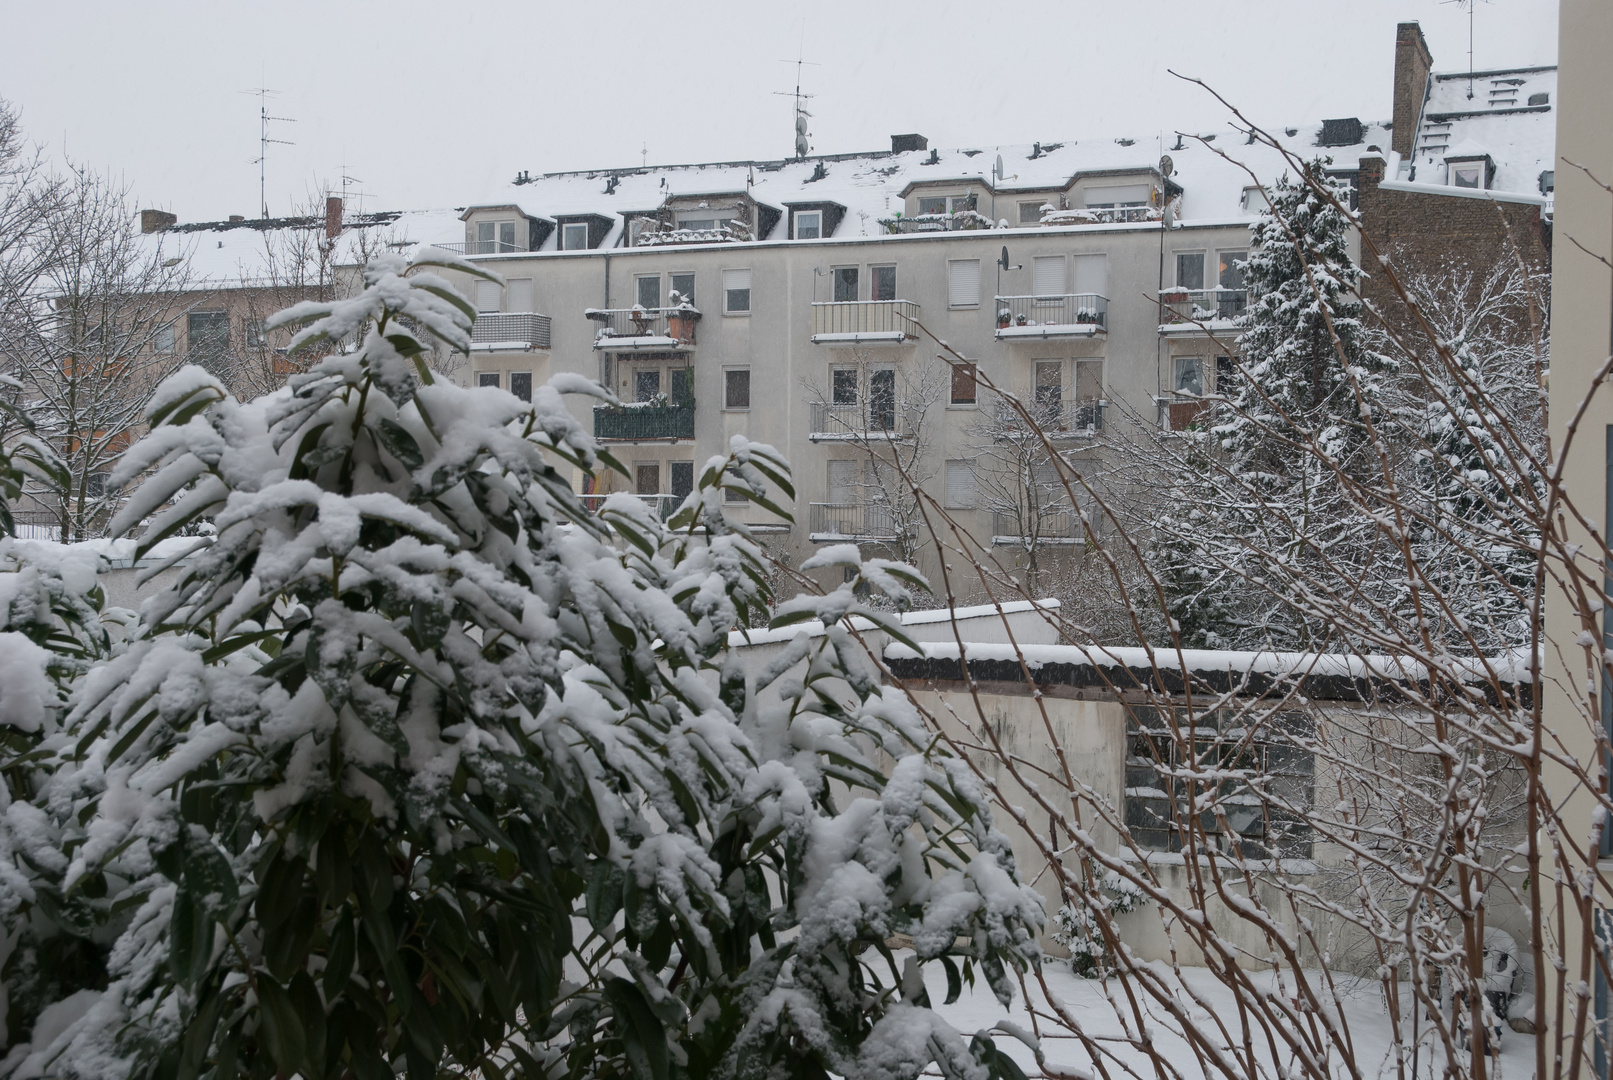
[994,294,1107,338]
[991,509,1083,546]
[471,312,552,350]
[435,240,525,256]
[878,210,996,234]
[593,402,696,441]
[1041,205,1162,226]
[1158,288,1248,329]
[588,306,700,350]
[810,300,918,344]
[808,502,903,542]
[808,400,908,441]
[997,400,1105,436]
[1158,396,1212,432]
[578,493,683,520]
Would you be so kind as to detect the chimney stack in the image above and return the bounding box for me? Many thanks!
[890,133,928,154]
[228,215,245,223]
[325,195,343,240]
[140,209,177,234]
[1391,22,1434,159]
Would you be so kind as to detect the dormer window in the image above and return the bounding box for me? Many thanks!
[680,218,716,231]
[1451,162,1485,189]
[1083,184,1152,209]
[917,195,973,216]
[561,222,589,250]
[1240,187,1268,214]
[477,220,517,253]
[794,210,822,239]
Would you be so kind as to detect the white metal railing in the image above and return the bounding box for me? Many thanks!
[991,508,1083,545]
[994,294,1107,333]
[997,400,1105,436]
[808,502,902,541]
[437,240,524,255]
[1158,288,1248,325]
[808,400,906,440]
[810,300,918,341]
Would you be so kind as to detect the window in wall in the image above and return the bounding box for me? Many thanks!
[832,267,859,303]
[725,368,750,409]
[1033,255,1067,299]
[871,265,897,302]
[723,269,751,313]
[794,210,822,239]
[154,323,175,354]
[670,272,695,307]
[827,459,860,503]
[950,362,978,405]
[1174,357,1203,396]
[1217,251,1248,317]
[670,461,694,499]
[1176,252,1205,290]
[1216,355,1235,395]
[945,461,978,509]
[477,372,500,388]
[478,220,516,252]
[1019,201,1046,225]
[948,259,981,308]
[635,369,661,402]
[1451,162,1484,189]
[635,463,660,496]
[187,311,229,365]
[669,368,692,405]
[474,280,501,313]
[636,275,661,310]
[510,371,532,401]
[917,196,949,216]
[1035,361,1062,411]
[1075,360,1103,402]
[832,367,859,405]
[562,222,589,251]
[1084,184,1151,208]
[680,218,715,231]
[1073,253,1108,298]
[868,368,896,431]
[508,278,533,312]
[1241,187,1268,214]
[243,318,266,349]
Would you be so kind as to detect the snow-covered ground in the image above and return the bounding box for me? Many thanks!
[930,959,1536,1080]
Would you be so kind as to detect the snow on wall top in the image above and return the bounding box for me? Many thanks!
[1406,65,1557,196]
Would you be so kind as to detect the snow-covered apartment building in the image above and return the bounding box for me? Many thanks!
[133,21,1554,587]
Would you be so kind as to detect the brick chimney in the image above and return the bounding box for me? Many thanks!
[140,209,177,234]
[891,133,928,154]
[1391,22,1434,159]
[325,195,343,240]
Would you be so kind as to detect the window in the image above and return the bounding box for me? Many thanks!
[680,218,715,231]
[669,368,692,406]
[945,461,978,509]
[948,259,980,308]
[477,372,500,388]
[1175,252,1205,290]
[187,311,229,364]
[1218,251,1247,290]
[832,267,859,303]
[474,280,501,313]
[871,265,897,303]
[670,272,694,307]
[1035,361,1062,410]
[1033,256,1066,299]
[1072,253,1107,299]
[510,371,532,401]
[1216,356,1235,395]
[1240,187,1268,215]
[832,367,859,405]
[868,368,895,432]
[670,461,694,499]
[478,220,517,252]
[1019,201,1046,225]
[725,368,750,409]
[918,196,948,216]
[794,210,822,239]
[508,278,533,313]
[636,275,660,310]
[559,222,587,251]
[827,459,860,503]
[1174,357,1203,396]
[723,269,751,314]
[1451,162,1484,189]
[1075,359,1103,402]
[635,369,661,402]
[635,463,660,496]
[950,362,977,405]
[244,318,266,349]
[154,323,175,354]
[1084,184,1150,208]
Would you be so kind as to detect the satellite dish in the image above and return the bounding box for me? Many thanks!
[1000,245,1010,270]
[993,154,1004,182]
[1158,154,1175,178]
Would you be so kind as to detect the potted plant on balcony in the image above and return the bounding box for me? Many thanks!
[997,307,1012,330]
[666,291,701,345]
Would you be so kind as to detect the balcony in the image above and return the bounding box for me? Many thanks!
[578,493,682,520]
[994,294,1107,339]
[878,210,996,235]
[1158,289,1247,335]
[810,300,918,345]
[1157,396,1212,432]
[592,402,696,442]
[996,400,1105,438]
[1040,206,1162,226]
[808,400,910,442]
[471,312,551,351]
[808,502,904,543]
[588,306,700,351]
[434,240,525,256]
[991,509,1084,547]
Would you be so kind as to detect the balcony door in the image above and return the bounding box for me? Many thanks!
[828,459,860,504]
[869,368,896,432]
[832,267,859,303]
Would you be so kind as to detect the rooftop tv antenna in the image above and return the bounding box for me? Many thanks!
[775,35,820,159]
[242,87,295,219]
[1443,0,1491,99]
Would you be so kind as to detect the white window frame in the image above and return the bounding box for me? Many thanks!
[1018,201,1047,225]
[1174,251,1206,290]
[947,258,981,309]
[561,222,590,251]
[723,268,751,315]
[473,279,502,314]
[723,366,751,411]
[793,210,823,240]
[1449,161,1487,190]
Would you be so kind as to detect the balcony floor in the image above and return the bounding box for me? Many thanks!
[809,331,911,345]
[995,324,1104,340]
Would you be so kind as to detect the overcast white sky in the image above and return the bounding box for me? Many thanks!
[0,0,1559,223]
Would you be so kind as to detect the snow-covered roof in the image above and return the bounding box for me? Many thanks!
[1407,65,1557,196]
[449,122,1397,250]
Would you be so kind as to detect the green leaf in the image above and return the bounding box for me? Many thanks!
[289,970,328,1076]
[376,418,425,473]
[184,841,239,919]
[168,890,212,987]
[604,977,669,1080]
[256,975,306,1076]
[256,853,305,931]
[325,907,356,997]
[585,862,625,931]
[263,893,319,982]
[942,955,962,1005]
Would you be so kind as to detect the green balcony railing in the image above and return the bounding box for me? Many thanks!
[593,402,696,441]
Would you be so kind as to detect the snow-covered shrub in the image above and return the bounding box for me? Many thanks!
[0,249,1040,1080]
[1050,862,1148,977]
